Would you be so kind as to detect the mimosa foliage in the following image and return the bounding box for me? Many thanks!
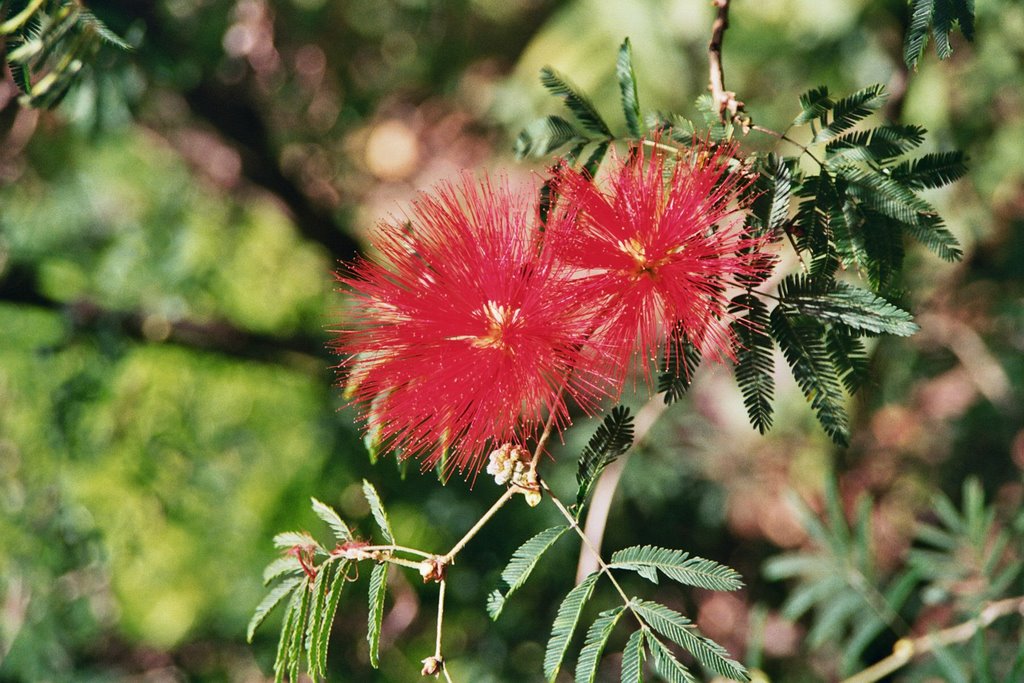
[517,43,965,448]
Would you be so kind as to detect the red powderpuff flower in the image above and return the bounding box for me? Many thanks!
[335,174,605,476]
[551,140,772,386]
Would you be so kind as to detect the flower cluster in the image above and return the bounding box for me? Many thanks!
[336,141,772,477]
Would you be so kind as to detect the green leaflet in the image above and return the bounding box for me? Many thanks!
[765,480,918,672]
[361,480,395,544]
[730,294,774,434]
[312,561,348,677]
[575,406,634,515]
[574,606,625,683]
[488,525,569,620]
[811,84,887,144]
[539,66,612,138]
[285,576,312,682]
[367,562,388,668]
[890,151,969,190]
[647,635,695,683]
[904,0,975,69]
[768,161,793,233]
[620,629,646,683]
[515,115,583,159]
[770,305,849,445]
[262,555,303,586]
[777,275,918,337]
[826,327,870,394]
[609,546,743,592]
[616,38,642,137]
[544,572,600,681]
[247,575,302,643]
[272,530,319,550]
[794,86,833,126]
[306,562,335,678]
[633,600,748,682]
[657,334,702,406]
[273,585,304,683]
[311,497,352,544]
[1,0,130,109]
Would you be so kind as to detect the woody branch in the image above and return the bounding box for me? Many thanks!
[708,0,744,123]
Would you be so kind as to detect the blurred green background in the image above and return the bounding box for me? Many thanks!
[1,0,1022,680]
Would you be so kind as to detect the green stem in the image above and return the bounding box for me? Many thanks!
[359,544,433,559]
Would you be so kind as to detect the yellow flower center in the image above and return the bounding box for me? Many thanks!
[616,235,683,280]
[470,300,520,350]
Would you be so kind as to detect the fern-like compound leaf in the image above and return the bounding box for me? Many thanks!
[305,561,334,678]
[616,38,642,137]
[658,331,703,405]
[812,84,887,144]
[285,577,312,682]
[582,140,610,179]
[768,161,793,233]
[273,530,319,550]
[778,275,918,337]
[273,586,303,683]
[262,555,303,586]
[826,328,870,394]
[890,151,968,190]
[312,561,347,677]
[794,85,833,126]
[544,572,600,681]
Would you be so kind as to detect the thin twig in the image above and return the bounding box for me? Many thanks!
[543,481,636,609]
[380,555,431,572]
[442,487,516,563]
[359,544,434,559]
[749,123,825,167]
[435,579,446,658]
[840,596,1024,683]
